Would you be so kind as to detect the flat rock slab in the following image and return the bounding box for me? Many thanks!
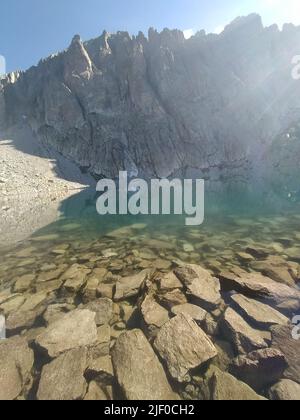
[231,294,289,328]
[174,264,221,310]
[114,269,153,301]
[154,314,217,383]
[222,308,270,355]
[171,303,207,323]
[271,324,300,384]
[141,295,169,338]
[229,348,287,390]
[83,298,113,326]
[0,336,34,400]
[112,329,178,400]
[218,271,300,310]
[37,347,88,400]
[35,309,98,358]
[158,272,183,291]
[268,379,300,400]
[202,366,266,400]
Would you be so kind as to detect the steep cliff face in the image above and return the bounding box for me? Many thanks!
[1,14,300,191]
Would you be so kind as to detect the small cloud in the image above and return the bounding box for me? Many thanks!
[183,28,195,39]
[214,25,225,34]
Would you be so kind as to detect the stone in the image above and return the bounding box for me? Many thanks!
[140,294,169,338]
[237,252,255,263]
[112,329,178,400]
[62,264,91,294]
[0,336,34,400]
[200,366,266,401]
[222,308,270,355]
[218,271,300,309]
[43,303,74,325]
[83,298,113,326]
[35,279,63,293]
[250,256,296,286]
[84,381,110,400]
[13,274,35,292]
[86,356,114,385]
[267,379,300,400]
[97,283,114,299]
[231,294,289,328]
[154,259,172,270]
[82,276,100,302]
[229,348,288,390]
[37,267,65,283]
[114,269,153,301]
[174,264,222,310]
[89,325,111,359]
[6,309,43,333]
[154,314,217,383]
[171,303,207,323]
[271,325,300,384]
[158,288,188,309]
[0,294,25,315]
[37,348,88,400]
[35,309,98,358]
[158,271,183,291]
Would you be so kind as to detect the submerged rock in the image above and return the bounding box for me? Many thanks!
[112,329,178,400]
[174,264,222,310]
[154,314,217,383]
[35,309,98,358]
[114,269,153,301]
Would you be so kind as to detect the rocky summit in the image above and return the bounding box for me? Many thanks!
[1,14,300,195]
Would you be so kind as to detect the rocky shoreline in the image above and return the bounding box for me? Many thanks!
[0,224,299,400]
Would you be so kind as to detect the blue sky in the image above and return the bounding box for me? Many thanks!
[0,0,300,72]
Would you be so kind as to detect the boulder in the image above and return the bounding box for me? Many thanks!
[218,271,300,310]
[83,298,113,326]
[86,356,114,385]
[158,272,183,291]
[140,294,169,338]
[158,289,188,309]
[62,264,91,294]
[267,379,300,400]
[154,314,217,382]
[229,348,288,390]
[250,256,296,287]
[112,329,178,400]
[199,366,266,401]
[174,264,222,310]
[37,347,88,400]
[114,269,153,301]
[171,303,207,323]
[222,308,270,354]
[35,309,98,358]
[231,294,289,328]
[271,324,300,384]
[84,381,111,400]
[0,336,34,400]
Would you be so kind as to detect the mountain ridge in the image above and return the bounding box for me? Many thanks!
[1,14,300,194]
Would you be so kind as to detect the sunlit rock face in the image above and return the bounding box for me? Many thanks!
[1,14,300,192]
